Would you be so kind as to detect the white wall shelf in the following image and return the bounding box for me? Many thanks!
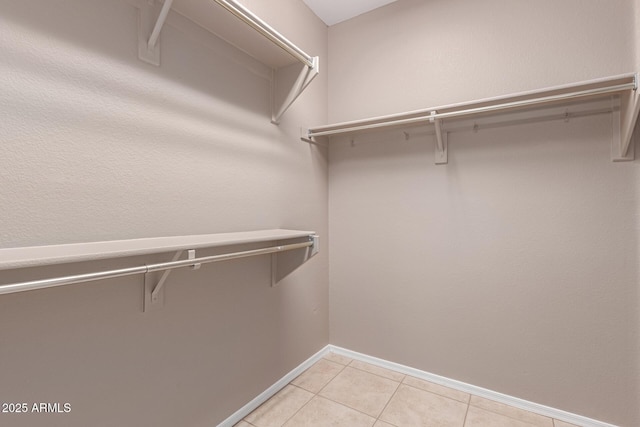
[303,73,639,164]
[0,229,314,270]
[136,0,319,124]
[0,229,319,312]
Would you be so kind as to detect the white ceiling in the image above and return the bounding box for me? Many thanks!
[302,0,399,26]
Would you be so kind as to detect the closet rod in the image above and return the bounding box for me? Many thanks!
[0,240,313,296]
[307,75,637,138]
[212,0,314,68]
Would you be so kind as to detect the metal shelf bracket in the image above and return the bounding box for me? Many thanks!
[431,111,448,164]
[271,234,319,287]
[272,57,320,125]
[310,234,319,257]
[138,0,174,66]
[613,76,639,161]
[142,236,317,309]
[144,248,200,312]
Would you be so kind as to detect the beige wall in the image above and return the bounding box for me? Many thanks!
[0,0,328,426]
[328,1,639,426]
[637,0,640,71]
[328,0,636,122]
[635,1,640,425]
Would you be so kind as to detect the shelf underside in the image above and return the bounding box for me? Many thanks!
[171,0,300,69]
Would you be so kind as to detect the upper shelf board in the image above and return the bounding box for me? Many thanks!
[306,74,637,138]
[303,73,639,163]
[0,229,315,270]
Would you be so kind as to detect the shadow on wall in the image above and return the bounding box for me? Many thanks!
[0,0,283,149]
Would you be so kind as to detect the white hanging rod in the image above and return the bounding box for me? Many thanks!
[306,73,637,138]
[0,240,313,296]
[212,0,314,68]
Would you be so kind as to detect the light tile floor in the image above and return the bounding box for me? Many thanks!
[237,352,581,427]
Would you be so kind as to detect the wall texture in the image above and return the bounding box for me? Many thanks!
[328,0,639,426]
[0,0,328,426]
[637,0,640,71]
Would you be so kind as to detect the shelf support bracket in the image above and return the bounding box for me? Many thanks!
[144,248,201,312]
[431,111,448,164]
[272,56,320,125]
[613,75,639,161]
[300,127,327,147]
[271,253,278,287]
[310,234,319,257]
[138,0,174,66]
[271,234,319,287]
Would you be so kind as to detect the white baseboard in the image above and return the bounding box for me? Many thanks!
[216,345,332,427]
[218,344,619,427]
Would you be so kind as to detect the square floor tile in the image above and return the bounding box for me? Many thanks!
[373,420,397,427]
[319,366,400,417]
[469,396,553,427]
[379,384,467,427]
[291,359,345,393]
[234,421,254,427]
[349,360,405,382]
[283,396,376,427]
[466,406,554,427]
[402,376,470,403]
[244,385,313,427]
[324,352,353,366]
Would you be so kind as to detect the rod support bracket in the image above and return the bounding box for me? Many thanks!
[272,57,320,124]
[188,249,201,270]
[430,111,448,164]
[145,249,183,312]
[300,127,328,147]
[300,127,314,143]
[613,82,639,161]
[310,234,319,257]
[138,0,174,66]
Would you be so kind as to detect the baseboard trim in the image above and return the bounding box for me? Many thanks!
[217,345,332,427]
[328,345,618,427]
[218,344,619,427]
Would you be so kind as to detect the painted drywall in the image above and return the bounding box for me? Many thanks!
[0,0,328,426]
[637,0,640,72]
[635,1,640,424]
[328,0,639,426]
[328,0,636,123]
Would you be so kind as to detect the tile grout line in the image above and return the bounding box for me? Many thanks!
[461,400,471,427]
[400,379,471,405]
[242,384,304,427]
[347,358,475,406]
[316,356,474,425]
[244,354,564,427]
[468,397,556,426]
[327,346,617,427]
[316,358,403,422]
[375,380,403,425]
[316,394,382,423]
[281,359,349,427]
[346,359,407,383]
[315,360,348,395]
[322,354,353,367]
[230,347,606,427]
[276,389,316,427]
